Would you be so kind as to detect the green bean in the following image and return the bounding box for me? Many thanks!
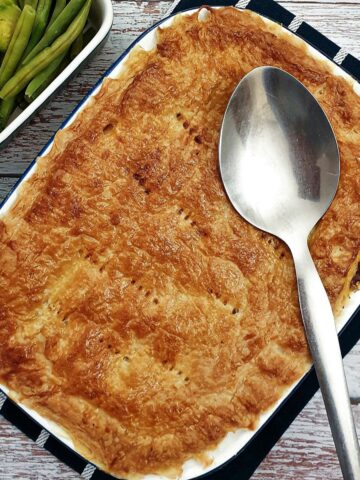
[0,0,92,99]
[22,0,52,60]
[70,26,96,61]
[25,48,68,102]
[21,0,86,65]
[0,96,16,130]
[0,5,35,89]
[24,0,38,8]
[0,0,22,54]
[70,31,83,60]
[48,0,66,27]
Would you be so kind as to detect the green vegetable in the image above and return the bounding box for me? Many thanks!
[0,0,21,53]
[70,26,96,61]
[22,0,52,60]
[48,0,66,27]
[70,31,82,60]
[0,4,35,89]
[25,48,68,102]
[24,0,38,8]
[19,0,24,7]
[0,96,15,130]
[22,0,86,65]
[70,26,96,60]
[0,0,92,99]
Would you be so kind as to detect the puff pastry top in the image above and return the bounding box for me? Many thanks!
[0,7,359,478]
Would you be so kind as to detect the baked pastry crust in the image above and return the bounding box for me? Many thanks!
[0,7,359,478]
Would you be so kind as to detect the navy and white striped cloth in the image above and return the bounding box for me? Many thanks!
[1,1,359,479]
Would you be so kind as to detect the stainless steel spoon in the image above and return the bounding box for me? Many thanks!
[219,66,360,479]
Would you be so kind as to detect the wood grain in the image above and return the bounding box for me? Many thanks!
[280,1,360,54]
[0,0,360,479]
[0,177,17,201]
[0,419,77,480]
[345,343,360,402]
[253,394,360,480]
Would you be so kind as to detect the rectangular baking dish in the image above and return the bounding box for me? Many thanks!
[0,1,360,479]
[0,0,113,149]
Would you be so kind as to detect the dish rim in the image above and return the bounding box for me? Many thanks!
[0,3,360,480]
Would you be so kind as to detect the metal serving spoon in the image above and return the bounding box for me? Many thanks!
[219,66,360,479]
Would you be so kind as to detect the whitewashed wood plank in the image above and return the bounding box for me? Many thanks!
[345,342,360,401]
[253,392,360,479]
[0,177,18,201]
[279,1,360,57]
[0,419,78,480]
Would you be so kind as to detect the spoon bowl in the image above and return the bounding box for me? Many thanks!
[219,66,339,242]
[219,66,360,480]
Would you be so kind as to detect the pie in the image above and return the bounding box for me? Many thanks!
[0,6,359,478]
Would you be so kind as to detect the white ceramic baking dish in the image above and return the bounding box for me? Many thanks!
[0,0,113,148]
[0,4,359,480]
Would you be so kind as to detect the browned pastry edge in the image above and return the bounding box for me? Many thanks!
[0,7,359,479]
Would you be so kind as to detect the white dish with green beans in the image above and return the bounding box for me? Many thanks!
[0,0,113,147]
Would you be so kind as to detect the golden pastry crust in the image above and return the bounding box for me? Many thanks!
[0,7,359,478]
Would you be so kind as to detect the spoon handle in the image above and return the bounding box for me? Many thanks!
[292,244,360,480]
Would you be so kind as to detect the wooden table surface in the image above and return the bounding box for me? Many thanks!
[0,0,359,478]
